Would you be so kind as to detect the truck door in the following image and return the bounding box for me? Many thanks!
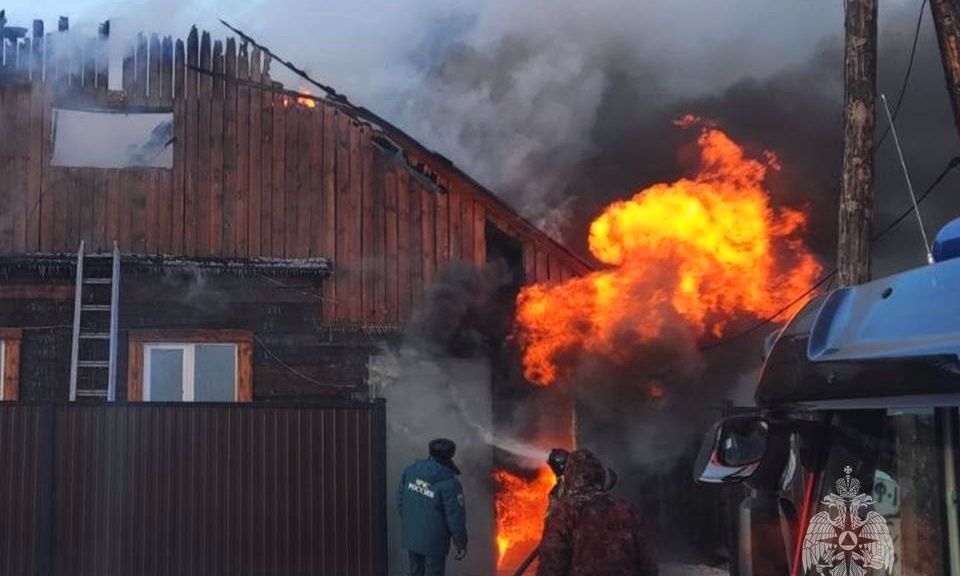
[796,408,959,576]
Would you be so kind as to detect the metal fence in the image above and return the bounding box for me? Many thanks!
[0,401,387,576]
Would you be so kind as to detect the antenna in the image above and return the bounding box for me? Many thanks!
[880,93,934,264]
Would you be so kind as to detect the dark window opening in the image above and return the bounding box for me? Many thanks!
[485,221,524,300]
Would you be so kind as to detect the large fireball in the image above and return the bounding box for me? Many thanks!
[515,119,821,386]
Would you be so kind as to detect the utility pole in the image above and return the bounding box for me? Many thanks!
[837,0,879,287]
[930,0,960,140]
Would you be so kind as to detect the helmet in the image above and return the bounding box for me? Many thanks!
[429,438,457,461]
[547,448,569,477]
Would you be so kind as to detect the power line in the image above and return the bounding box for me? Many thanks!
[698,271,835,351]
[700,154,960,352]
[701,3,937,353]
[253,334,357,389]
[875,0,928,150]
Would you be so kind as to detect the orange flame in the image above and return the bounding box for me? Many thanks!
[494,466,556,571]
[515,121,821,386]
[295,85,318,108]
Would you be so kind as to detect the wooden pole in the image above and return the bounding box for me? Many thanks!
[930,0,960,140]
[837,0,878,287]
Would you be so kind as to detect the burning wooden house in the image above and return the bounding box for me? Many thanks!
[0,14,589,576]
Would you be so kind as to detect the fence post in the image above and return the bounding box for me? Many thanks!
[373,400,388,576]
[36,404,56,576]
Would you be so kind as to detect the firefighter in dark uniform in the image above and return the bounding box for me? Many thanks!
[537,450,657,576]
[546,448,569,512]
[396,438,468,576]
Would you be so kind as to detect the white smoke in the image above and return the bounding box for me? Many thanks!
[9,0,935,240]
[5,0,883,236]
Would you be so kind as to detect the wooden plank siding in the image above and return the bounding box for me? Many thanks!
[0,24,591,326]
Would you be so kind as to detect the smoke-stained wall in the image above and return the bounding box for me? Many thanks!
[0,263,379,400]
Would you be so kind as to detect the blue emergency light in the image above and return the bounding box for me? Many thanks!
[933,216,960,263]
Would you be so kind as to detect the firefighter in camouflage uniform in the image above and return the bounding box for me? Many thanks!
[537,450,657,576]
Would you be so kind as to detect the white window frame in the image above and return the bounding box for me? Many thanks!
[142,342,238,402]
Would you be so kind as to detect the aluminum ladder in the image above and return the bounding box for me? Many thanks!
[68,240,121,401]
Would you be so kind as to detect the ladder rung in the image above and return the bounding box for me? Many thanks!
[83,278,112,285]
[79,332,110,340]
[84,253,113,259]
[77,361,109,368]
[81,305,111,312]
[75,389,108,398]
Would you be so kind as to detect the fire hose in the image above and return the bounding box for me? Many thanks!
[510,465,618,576]
[511,547,541,576]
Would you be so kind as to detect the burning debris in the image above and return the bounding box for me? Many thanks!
[515,118,821,387]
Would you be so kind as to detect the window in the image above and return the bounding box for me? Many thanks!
[803,409,953,576]
[144,343,238,401]
[0,328,23,401]
[128,330,252,402]
[51,108,174,169]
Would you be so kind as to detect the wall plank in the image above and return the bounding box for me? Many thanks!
[460,195,474,264]
[26,84,43,251]
[271,91,286,257]
[247,48,262,258]
[473,203,486,266]
[38,86,54,252]
[259,83,274,257]
[161,36,174,103]
[420,185,436,291]
[523,241,536,284]
[221,37,237,257]
[145,162,158,253]
[384,169,399,324]
[183,28,199,256]
[346,120,363,320]
[321,106,337,320]
[134,33,148,104]
[172,82,185,254]
[371,149,386,323]
[106,170,120,248]
[149,34,162,106]
[448,185,461,261]
[93,170,108,252]
[396,170,411,322]
[210,39,225,255]
[293,105,311,258]
[284,99,301,257]
[435,189,449,269]
[334,111,352,320]
[409,178,422,308]
[236,43,250,258]
[0,89,10,254]
[535,249,549,283]
[360,128,375,321]
[196,31,212,255]
[308,103,324,258]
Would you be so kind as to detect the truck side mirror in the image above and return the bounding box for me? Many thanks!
[694,415,769,484]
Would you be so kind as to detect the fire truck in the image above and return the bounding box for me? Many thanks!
[695,216,960,576]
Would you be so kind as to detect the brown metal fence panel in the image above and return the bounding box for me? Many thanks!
[0,401,386,576]
[0,405,43,576]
